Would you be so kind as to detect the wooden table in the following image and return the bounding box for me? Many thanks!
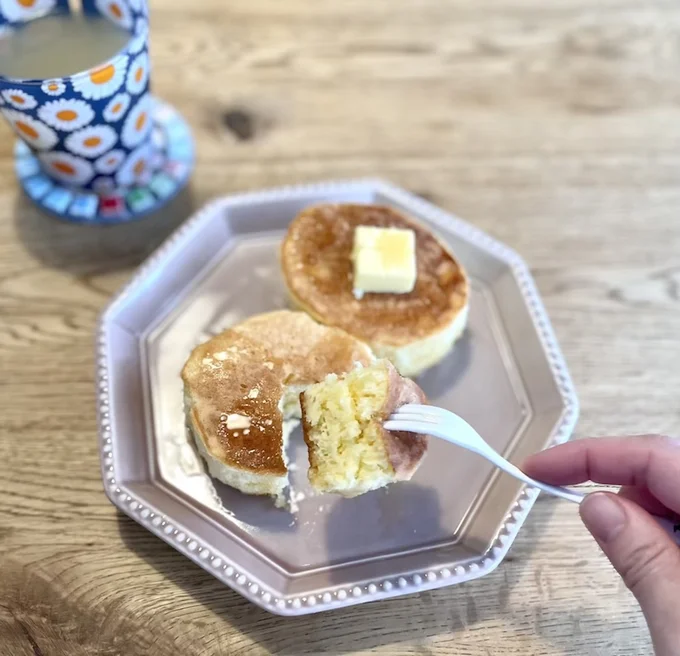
[2,0,679,653]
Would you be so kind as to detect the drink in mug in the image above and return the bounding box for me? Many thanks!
[0,0,193,223]
[0,12,130,80]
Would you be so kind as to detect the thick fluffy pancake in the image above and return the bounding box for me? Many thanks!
[280,204,469,376]
[182,311,374,503]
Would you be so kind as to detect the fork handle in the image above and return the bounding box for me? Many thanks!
[476,445,680,545]
[386,415,680,546]
[482,449,585,504]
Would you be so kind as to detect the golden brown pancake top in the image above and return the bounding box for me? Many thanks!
[182,311,374,475]
[182,330,287,476]
[232,311,373,386]
[281,204,469,346]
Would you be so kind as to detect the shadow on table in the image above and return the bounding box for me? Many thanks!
[12,185,196,275]
[116,496,604,655]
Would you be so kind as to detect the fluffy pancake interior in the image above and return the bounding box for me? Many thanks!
[302,363,397,496]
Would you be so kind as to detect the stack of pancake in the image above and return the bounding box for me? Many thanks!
[281,204,469,378]
[182,204,469,505]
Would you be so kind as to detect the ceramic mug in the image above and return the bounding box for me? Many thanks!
[0,0,160,198]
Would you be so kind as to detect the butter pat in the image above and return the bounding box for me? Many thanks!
[351,226,417,297]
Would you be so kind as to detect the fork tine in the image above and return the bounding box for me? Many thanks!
[398,403,431,413]
[387,412,439,424]
[383,420,435,435]
[393,404,451,420]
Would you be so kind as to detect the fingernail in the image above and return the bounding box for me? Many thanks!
[580,493,627,543]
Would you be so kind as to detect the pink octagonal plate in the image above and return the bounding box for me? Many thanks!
[97,179,578,615]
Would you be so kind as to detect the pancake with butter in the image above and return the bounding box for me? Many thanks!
[281,204,469,377]
[181,310,374,505]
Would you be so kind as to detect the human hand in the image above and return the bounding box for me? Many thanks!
[523,435,680,656]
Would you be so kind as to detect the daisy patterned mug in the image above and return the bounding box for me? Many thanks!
[0,0,157,194]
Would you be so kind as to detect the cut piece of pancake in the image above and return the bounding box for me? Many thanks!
[280,203,470,377]
[181,310,374,505]
[300,359,429,497]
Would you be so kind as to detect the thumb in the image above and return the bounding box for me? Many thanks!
[581,493,680,655]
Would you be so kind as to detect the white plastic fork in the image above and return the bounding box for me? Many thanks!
[385,403,680,546]
[385,403,585,504]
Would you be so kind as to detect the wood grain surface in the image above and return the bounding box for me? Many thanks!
[1,0,680,653]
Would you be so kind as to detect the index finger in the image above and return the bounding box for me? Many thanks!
[522,435,680,515]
